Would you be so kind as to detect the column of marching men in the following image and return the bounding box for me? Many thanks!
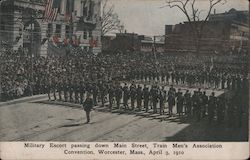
[47,79,245,126]
[128,68,247,91]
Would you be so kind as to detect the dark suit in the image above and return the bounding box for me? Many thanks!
[83,97,93,123]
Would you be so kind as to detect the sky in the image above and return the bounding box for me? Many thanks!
[106,0,249,36]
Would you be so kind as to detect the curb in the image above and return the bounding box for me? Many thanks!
[0,94,48,107]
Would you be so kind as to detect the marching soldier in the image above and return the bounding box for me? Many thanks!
[159,86,166,115]
[226,75,231,89]
[115,85,123,109]
[151,85,159,114]
[221,74,226,89]
[167,91,175,116]
[100,82,107,107]
[108,84,115,110]
[143,86,150,112]
[184,90,191,116]
[123,83,130,110]
[176,90,184,117]
[136,85,143,111]
[69,80,74,102]
[201,91,208,118]
[63,80,69,102]
[74,80,80,103]
[79,80,85,104]
[217,95,225,124]
[192,91,199,118]
[92,83,99,106]
[208,92,216,123]
[83,93,94,123]
[196,91,203,121]
[130,85,137,110]
[58,80,63,101]
[169,85,176,96]
[46,78,51,101]
[52,78,57,101]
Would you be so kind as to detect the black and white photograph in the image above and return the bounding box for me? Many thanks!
[0,0,249,145]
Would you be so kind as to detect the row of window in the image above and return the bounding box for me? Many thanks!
[47,23,92,39]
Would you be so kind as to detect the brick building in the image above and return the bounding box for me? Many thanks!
[102,33,165,53]
[0,0,102,56]
[165,8,249,54]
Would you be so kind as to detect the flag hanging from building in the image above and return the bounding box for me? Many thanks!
[64,0,74,22]
[43,0,61,22]
[89,38,98,47]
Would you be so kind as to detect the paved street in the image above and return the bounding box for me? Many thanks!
[0,96,247,142]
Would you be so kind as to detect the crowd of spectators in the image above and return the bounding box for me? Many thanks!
[0,46,248,102]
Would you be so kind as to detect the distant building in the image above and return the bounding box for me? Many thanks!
[0,0,101,56]
[102,33,165,53]
[141,36,165,53]
[209,8,249,25]
[165,8,249,54]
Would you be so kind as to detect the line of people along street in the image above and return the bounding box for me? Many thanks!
[46,79,246,127]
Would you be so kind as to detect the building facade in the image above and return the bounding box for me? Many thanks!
[165,8,249,54]
[102,33,165,54]
[0,0,102,56]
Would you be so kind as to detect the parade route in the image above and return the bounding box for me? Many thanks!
[0,97,247,142]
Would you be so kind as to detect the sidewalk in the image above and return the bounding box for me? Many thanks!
[0,94,48,107]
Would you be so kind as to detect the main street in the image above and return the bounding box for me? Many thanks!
[0,96,247,142]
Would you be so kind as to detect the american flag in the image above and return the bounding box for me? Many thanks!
[43,0,61,22]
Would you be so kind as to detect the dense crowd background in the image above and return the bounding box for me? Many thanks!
[0,46,248,125]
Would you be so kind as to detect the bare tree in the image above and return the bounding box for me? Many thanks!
[101,0,124,36]
[163,0,227,54]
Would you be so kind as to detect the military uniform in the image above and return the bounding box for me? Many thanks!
[167,93,175,116]
[63,81,68,102]
[201,92,208,118]
[58,80,63,101]
[83,95,93,123]
[130,86,136,110]
[79,81,85,104]
[217,96,225,124]
[69,81,74,102]
[177,91,184,117]
[108,84,114,110]
[151,86,159,114]
[184,90,191,116]
[136,86,143,111]
[92,83,99,105]
[159,88,166,115]
[115,86,123,109]
[123,84,130,110]
[208,92,216,123]
[74,81,80,103]
[143,86,150,112]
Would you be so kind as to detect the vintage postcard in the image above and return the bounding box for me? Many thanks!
[0,0,249,159]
